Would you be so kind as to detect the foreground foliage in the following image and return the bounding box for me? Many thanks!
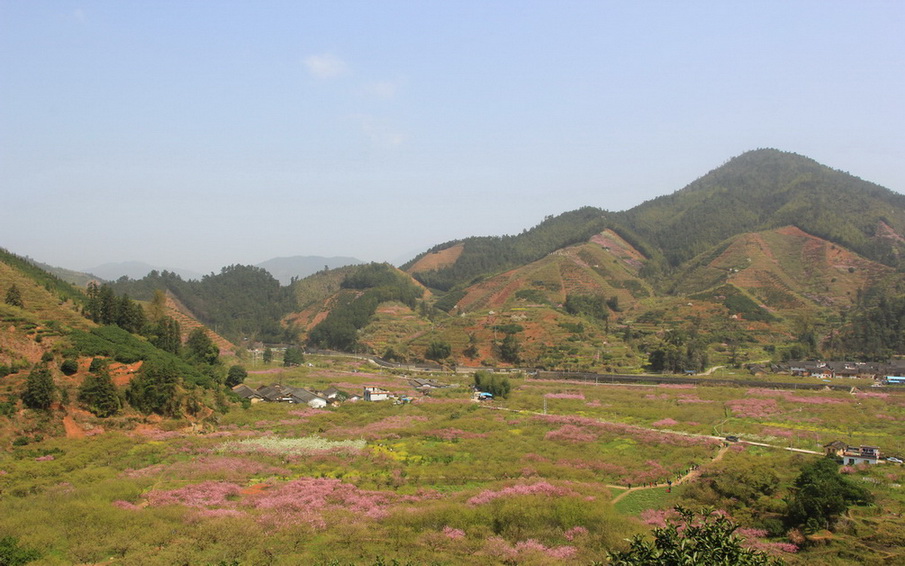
[608,506,783,566]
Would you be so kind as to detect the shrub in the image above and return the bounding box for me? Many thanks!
[60,359,79,376]
[0,535,41,565]
[608,506,783,565]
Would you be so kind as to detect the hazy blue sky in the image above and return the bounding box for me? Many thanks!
[2,1,904,275]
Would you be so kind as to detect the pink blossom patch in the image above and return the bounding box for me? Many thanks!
[544,392,585,400]
[485,536,577,561]
[544,424,597,443]
[147,481,242,509]
[726,398,780,418]
[652,418,679,427]
[443,526,465,539]
[760,427,793,438]
[564,526,588,541]
[246,477,402,528]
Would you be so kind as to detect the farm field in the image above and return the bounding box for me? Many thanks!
[2,355,904,565]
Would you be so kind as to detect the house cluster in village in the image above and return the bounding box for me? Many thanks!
[231,377,452,408]
[764,360,905,384]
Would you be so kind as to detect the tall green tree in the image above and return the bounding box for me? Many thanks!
[785,457,873,532]
[225,364,248,388]
[78,367,122,417]
[473,370,511,398]
[425,340,451,363]
[185,328,219,366]
[499,333,520,364]
[150,316,182,355]
[22,365,56,410]
[126,360,181,416]
[283,347,304,367]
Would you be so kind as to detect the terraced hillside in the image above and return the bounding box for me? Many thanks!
[672,226,894,313]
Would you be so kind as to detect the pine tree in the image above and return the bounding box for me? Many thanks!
[78,368,122,417]
[22,365,55,410]
[185,328,219,366]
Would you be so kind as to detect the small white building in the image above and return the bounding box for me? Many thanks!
[363,386,390,402]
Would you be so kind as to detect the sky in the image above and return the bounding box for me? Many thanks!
[2,1,904,275]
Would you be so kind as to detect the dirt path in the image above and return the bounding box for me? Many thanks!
[609,444,730,504]
[62,415,86,439]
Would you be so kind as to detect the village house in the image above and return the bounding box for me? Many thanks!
[824,440,848,458]
[233,383,328,408]
[824,441,881,465]
[231,384,263,403]
[363,386,390,401]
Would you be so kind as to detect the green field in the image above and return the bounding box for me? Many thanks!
[2,356,904,565]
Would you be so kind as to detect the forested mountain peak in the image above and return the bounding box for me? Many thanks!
[614,148,905,269]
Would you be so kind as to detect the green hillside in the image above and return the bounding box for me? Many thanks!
[617,148,905,270]
[402,206,611,291]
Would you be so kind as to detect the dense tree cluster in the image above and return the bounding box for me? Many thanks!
[111,265,296,343]
[283,347,304,367]
[225,364,247,388]
[841,280,905,360]
[498,333,520,364]
[424,340,451,362]
[404,207,609,291]
[564,293,610,322]
[647,329,709,374]
[785,457,872,532]
[125,360,182,417]
[184,327,219,366]
[308,263,422,352]
[85,282,147,334]
[473,370,511,398]
[148,316,182,355]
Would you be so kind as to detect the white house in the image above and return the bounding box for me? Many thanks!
[363,386,390,402]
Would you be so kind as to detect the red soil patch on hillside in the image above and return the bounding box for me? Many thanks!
[109,361,143,386]
[62,415,86,439]
[406,244,464,273]
[876,221,905,244]
[590,229,646,269]
[0,324,47,365]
